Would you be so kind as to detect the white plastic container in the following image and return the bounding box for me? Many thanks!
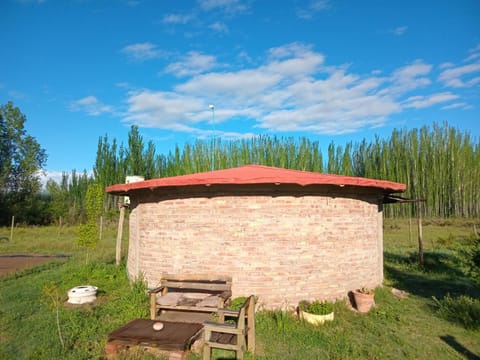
[67,285,98,304]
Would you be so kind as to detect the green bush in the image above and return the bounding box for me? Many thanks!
[455,238,480,284]
[432,294,480,329]
[299,300,333,315]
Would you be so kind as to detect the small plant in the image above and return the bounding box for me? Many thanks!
[357,287,374,295]
[455,238,480,285]
[299,300,333,315]
[228,296,259,311]
[432,294,480,330]
[41,282,65,349]
[228,296,248,311]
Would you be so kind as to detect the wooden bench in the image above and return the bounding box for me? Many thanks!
[149,274,232,320]
[203,295,256,360]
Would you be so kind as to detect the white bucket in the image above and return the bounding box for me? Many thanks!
[67,285,98,304]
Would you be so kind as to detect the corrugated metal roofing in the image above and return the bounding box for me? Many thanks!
[105,165,406,195]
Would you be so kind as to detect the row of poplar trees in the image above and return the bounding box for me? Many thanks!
[49,121,479,222]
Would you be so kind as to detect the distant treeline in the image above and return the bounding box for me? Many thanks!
[46,122,479,224]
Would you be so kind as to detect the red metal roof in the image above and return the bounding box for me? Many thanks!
[106,165,406,195]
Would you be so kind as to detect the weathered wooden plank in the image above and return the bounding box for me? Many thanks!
[160,281,230,292]
[161,273,232,282]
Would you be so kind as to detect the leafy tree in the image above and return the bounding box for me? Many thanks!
[46,178,69,223]
[84,182,104,222]
[0,102,47,225]
[77,182,104,250]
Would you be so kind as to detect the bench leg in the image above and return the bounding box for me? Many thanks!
[203,344,211,360]
[150,294,157,319]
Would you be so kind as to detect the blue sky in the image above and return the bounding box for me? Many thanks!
[1,0,479,180]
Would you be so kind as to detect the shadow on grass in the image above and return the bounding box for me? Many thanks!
[440,335,480,360]
[384,251,480,299]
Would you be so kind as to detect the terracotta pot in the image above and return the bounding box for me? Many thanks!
[352,290,375,313]
[300,310,334,325]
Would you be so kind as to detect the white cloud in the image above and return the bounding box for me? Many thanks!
[393,26,408,36]
[121,42,163,62]
[16,0,47,4]
[70,96,112,116]
[175,69,282,103]
[8,90,26,99]
[125,90,205,130]
[384,61,432,95]
[123,43,474,136]
[439,62,455,70]
[198,0,247,13]
[209,21,229,33]
[39,170,64,187]
[403,92,458,109]
[468,43,480,54]
[464,53,480,62]
[162,13,193,24]
[39,170,94,187]
[116,82,132,89]
[268,42,314,60]
[296,0,331,19]
[310,0,330,11]
[441,102,470,110]
[127,1,141,6]
[438,63,480,87]
[164,51,220,77]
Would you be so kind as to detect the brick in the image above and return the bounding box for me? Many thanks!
[127,189,384,308]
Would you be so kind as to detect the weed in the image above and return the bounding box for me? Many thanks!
[41,282,65,349]
[432,294,480,330]
[455,238,480,284]
[228,296,248,311]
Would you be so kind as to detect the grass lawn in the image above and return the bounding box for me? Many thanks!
[0,218,479,359]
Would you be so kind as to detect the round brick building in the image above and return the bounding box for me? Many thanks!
[106,165,405,309]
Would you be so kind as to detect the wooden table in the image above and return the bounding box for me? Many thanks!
[105,319,203,359]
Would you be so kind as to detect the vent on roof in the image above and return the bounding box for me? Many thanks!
[124,176,144,204]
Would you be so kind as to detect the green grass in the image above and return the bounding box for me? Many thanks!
[1,218,479,359]
[0,222,128,260]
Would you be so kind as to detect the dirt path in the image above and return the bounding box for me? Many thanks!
[0,255,68,276]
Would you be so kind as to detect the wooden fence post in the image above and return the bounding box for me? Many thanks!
[417,201,424,266]
[10,216,14,241]
[99,216,103,241]
[116,205,126,266]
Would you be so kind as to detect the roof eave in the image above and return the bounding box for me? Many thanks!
[106,181,406,196]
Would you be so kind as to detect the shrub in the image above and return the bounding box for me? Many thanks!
[455,238,480,284]
[432,294,480,330]
[299,300,333,315]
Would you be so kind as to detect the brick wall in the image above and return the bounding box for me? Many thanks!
[127,185,384,309]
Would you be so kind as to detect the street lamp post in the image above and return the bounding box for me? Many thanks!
[209,104,215,171]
